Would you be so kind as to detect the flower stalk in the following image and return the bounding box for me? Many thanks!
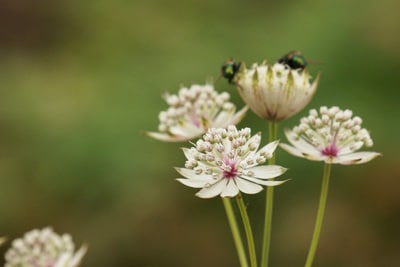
[305,163,331,267]
[236,193,257,267]
[261,121,278,267]
[176,126,287,266]
[222,197,249,267]
[279,106,380,266]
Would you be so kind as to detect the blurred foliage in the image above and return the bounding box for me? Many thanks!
[0,0,399,266]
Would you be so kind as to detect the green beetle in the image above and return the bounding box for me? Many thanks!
[278,51,307,70]
[221,59,241,84]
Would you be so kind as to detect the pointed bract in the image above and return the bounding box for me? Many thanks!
[235,62,319,122]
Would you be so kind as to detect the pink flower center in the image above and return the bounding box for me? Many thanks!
[222,159,238,179]
[321,143,338,157]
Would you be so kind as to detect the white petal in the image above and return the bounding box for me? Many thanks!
[245,132,262,151]
[258,140,279,155]
[280,143,324,161]
[146,131,188,142]
[240,176,288,186]
[169,124,203,139]
[235,178,263,194]
[196,179,226,198]
[182,147,195,160]
[55,252,72,267]
[245,165,287,179]
[332,152,381,165]
[220,179,239,197]
[176,178,210,188]
[337,141,364,155]
[230,106,249,125]
[175,167,212,180]
[280,143,311,158]
[306,154,329,161]
[279,73,319,121]
[70,245,88,267]
[283,129,321,156]
[212,109,235,128]
[247,140,279,166]
[237,68,269,120]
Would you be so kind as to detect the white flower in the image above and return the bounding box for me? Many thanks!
[5,227,87,267]
[146,83,248,142]
[176,125,287,198]
[235,62,319,121]
[280,106,381,165]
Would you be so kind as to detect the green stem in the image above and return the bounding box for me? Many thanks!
[222,197,249,267]
[236,193,257,267]
[305,163,332,267]
[261,121,278,267]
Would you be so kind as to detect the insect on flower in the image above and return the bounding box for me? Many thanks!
[278,50,308,70]
[221,58,241,84]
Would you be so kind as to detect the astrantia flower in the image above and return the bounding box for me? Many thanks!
[176,125,287,198]
[147,83,248,142]
[235,62,319,121]
[5,227,87,267]
[280,106,381,164]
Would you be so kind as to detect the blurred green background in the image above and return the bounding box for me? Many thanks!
[0,0,399,266]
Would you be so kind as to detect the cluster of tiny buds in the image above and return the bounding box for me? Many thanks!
[292,106,373,149]
[158,84,233,132]
[202,127,251,144]
[184,126,269,178]
[5,227,76,267]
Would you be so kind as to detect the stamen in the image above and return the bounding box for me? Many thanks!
[222,159,238,179]
[321,143,339,157]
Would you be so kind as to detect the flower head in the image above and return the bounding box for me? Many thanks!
[5,227,87,267]
[280,106,381,165]
[235,62,319,121]
[146,83,248,142]
[176,125,287,198]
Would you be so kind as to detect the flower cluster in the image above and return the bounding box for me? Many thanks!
[176,125,287,198]
[4,227,87,267]
[147,83,248,142]
[235,62,319,121]
[146,52,381,267]
[280,106,381,164]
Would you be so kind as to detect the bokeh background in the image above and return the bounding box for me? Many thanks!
[0,0,399,266]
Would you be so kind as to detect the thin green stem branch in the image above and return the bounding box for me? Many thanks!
[222,197,249,267]
[236,193,257,267]
[305,163,332,267]
[261,121,278,267]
